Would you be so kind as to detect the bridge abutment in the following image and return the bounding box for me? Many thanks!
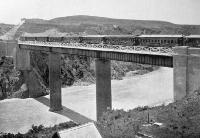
[16,47,31,98]
[95,59,112,120]
[16,48,48,98]
[49,52,62,111]
[16,47,31,71]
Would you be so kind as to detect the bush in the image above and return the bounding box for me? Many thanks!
[0,57,21,100]
[156,90,200,137]
[97,110,142,138]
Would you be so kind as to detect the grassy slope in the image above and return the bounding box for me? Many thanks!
[97,89,200,138]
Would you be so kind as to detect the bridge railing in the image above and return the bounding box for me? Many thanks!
[18,40,174,56]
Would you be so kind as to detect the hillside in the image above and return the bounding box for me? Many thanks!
[98,87,200,138]
[14,15,200,38]
[0,23,14,36]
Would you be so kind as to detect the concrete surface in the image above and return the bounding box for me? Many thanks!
[54,122,102,138]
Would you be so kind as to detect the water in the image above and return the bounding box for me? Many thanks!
[61,67,173,120]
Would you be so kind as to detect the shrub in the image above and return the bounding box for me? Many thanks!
[97,110,141,138]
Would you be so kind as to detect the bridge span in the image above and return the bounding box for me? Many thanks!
[18,40,173,67]
[16,35,200,120]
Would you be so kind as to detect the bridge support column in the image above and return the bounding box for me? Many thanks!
[173,46,188,101]
[49,52,62,111]
[95,59,111,121]
[187,48,200,94]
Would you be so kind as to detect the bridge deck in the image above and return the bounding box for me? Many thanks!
[18,41,173,67]
[19,41,173,56]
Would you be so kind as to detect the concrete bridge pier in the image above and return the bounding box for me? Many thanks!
[49,52,62,111]
[187,47,200,95]
[173,46,188,101]
[95,59,112,120]
[173,46,200,101]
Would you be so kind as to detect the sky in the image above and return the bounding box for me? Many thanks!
[0,0,200,25]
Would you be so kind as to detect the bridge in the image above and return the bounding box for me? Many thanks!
[16,35,200,120]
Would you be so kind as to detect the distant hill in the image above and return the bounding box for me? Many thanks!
[2,15,200,38]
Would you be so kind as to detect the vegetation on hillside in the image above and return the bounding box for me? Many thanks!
[97,89,200,138]
[0,57,22,100]
[31,51,156,87]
